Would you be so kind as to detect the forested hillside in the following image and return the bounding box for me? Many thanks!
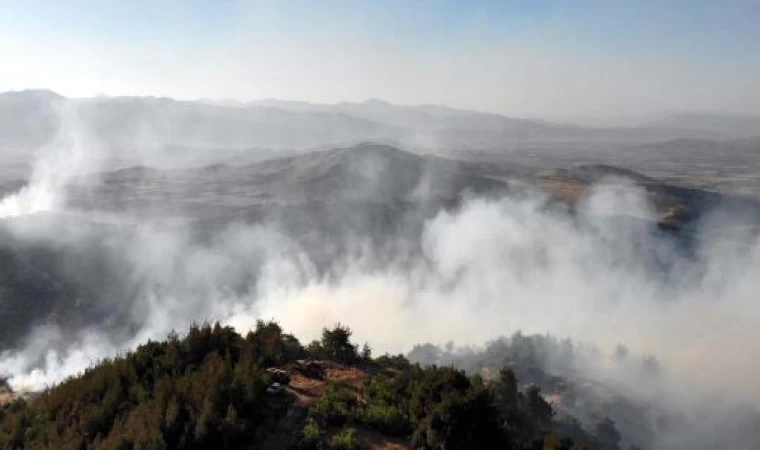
[0,322,618,450]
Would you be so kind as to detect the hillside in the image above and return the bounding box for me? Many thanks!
[0,322,606,450]
[68,143,757,229]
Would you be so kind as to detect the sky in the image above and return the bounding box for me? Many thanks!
[1,0,759,120]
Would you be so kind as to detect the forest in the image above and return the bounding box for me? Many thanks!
[0,321,624,450]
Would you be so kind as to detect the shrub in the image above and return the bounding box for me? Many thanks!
[328,427,358,450]
[374,353,411,370]
[309,383,358,427]
[360,403,407,435]
[300,419,324,449]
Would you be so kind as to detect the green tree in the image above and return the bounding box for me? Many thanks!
[320,324,358,364]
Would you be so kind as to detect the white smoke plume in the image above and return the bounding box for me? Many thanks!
[0,116,758,447]
[0,102,103,218]
[2,188,758,394]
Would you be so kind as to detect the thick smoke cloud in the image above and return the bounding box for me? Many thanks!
[0,108,759,448]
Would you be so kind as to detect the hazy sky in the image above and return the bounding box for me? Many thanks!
[1,0,759,119]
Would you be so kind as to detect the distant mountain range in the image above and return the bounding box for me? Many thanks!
[2,90,758,159]
[644,112,760,138]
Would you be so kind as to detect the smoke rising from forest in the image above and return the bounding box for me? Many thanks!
[0,106,759,448]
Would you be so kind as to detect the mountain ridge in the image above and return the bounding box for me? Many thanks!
[1,90,746,156]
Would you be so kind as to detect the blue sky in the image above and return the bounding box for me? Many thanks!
[1,0,759,118]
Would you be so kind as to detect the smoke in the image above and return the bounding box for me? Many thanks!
[256,192,759,396]
[0,102,104,218]
[0,117,759,447]
[4,189,757,390]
